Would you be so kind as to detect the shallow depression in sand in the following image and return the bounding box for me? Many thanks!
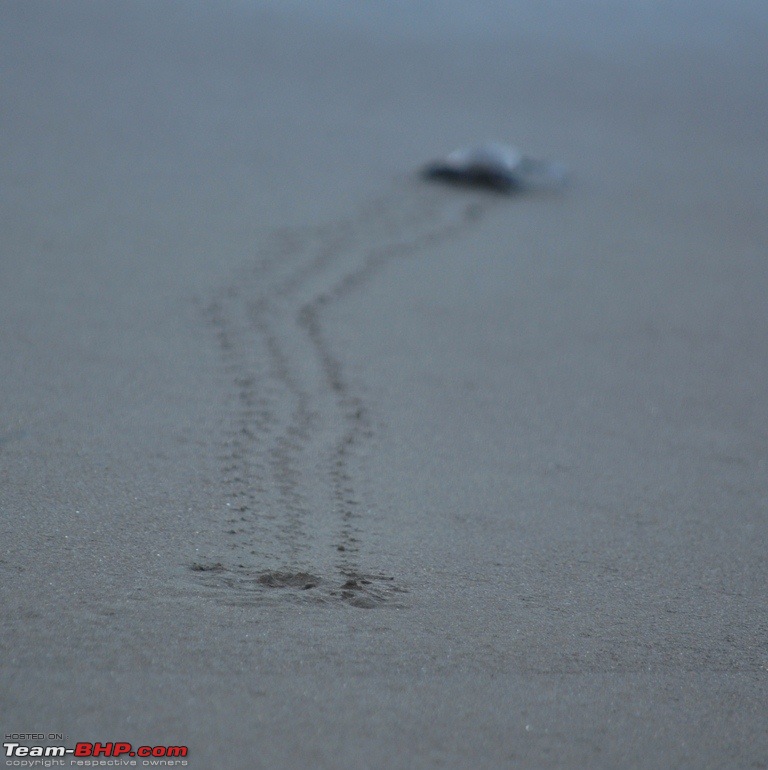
[190,563,407,609]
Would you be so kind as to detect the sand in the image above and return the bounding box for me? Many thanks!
[1,2,767,768]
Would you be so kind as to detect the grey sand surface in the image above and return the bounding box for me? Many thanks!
[1,2,767,768]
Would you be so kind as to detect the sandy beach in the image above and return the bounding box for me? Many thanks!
[1,2,767,768]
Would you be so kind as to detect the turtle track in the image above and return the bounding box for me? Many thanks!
[196,180,495,608]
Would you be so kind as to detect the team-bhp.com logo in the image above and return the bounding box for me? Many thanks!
[4,741,189,765]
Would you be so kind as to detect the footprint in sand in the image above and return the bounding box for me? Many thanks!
[192,173,503,608]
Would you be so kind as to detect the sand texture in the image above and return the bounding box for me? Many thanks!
[1,2,767,768]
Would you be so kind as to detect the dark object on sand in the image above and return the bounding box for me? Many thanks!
[422,142,567,192]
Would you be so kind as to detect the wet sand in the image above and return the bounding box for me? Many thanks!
[1,2,767,768]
